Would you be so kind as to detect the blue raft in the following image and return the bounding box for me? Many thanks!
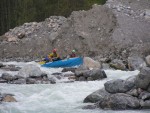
[41,57,83,68]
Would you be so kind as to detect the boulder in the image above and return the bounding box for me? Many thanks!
[1,73,15,81]
[78,76,86,81]
[26,78,36,84]
[128,56,146,71]
[83,57,101,69]
[0,63,4,68]
[104,79,135,93]
[11,78,26,84]
[135,66,150,90]
[99,93,140,110]
[145,55,150,67]
[17,64,43,78]
[126,89,138,97]
[140,100,150,109]
[83,88,110,103]
[49,77,56,84]
[2,95,17,102]
[83,69,107,80]
[110,59,126,70]
[139,91,150,101]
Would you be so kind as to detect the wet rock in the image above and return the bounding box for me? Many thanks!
[140,100,150,109]
[11,78,26,84]
[61,67,77,73]
[135,66,150,90]
[102,63,111,69]
[128,56,146,71]
[110,59,126,70]
[68,76,76,80]
[78,76,86,81]
[49,77,56,84]
[83,57,101,69]
[83,69,107,80]
[0,78,7,83]
[82,104,97,109]
[84,88,110,103]
[1,73,15,81]
[126,89,138,97]
[99,93,140,110]
[104,79,135,93]
[18,64,43,78]
[2,95,17,102]
[51,72,62,76]
[139,91,150,101]
[0,63,4,68]
[87,77,93,81]
[26,78,36,84]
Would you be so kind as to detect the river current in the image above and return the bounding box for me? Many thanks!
[0,62,149,113]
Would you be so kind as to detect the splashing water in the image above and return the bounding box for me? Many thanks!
[0,62,149,113]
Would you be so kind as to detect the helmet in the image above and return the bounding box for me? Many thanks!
[53,49,57,53]
[72,50,76,53]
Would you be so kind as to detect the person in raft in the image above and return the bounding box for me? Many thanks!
[69,50,76,58]
[44,49,61,62]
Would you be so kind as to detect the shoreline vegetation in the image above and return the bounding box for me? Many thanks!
[0,0,106,35]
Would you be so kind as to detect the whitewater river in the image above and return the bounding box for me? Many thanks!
[0,62,149,113]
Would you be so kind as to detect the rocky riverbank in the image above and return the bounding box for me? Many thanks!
[83,65,150,110]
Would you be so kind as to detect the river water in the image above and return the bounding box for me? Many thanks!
[0,62,149,113]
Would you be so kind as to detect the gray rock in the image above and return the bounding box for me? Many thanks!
[18,64,43,78]
[0,63,4,68]
[145,55,150,67]
[49,77,56,84]
[128,56,146,71]
[78,76,86,81]
[110,59,126,70]
[83,69,107,80]
[11,78,26,84]
[104,79,135,93]
[139,91,150,101]
[126,89,138,97]
[99,93,140,110]
[1,73,15,81]
[135,66,150,90]
[140,100,150,109]
[87,77,93,81]
[61,67,77,73]
[26,78,36,84]
[84,88,110,103]
[83,57,101,69]
[82,104,97,109]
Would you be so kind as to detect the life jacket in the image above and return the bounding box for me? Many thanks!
[70,53,76,58]
[48,52,60,59]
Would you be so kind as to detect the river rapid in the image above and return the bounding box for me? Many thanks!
[0,62,149,113]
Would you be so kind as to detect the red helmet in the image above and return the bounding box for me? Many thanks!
[53,49,57,53]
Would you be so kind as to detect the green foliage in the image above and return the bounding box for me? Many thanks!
[0,0,107,35]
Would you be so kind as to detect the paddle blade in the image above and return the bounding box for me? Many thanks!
[38,61,46,65]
